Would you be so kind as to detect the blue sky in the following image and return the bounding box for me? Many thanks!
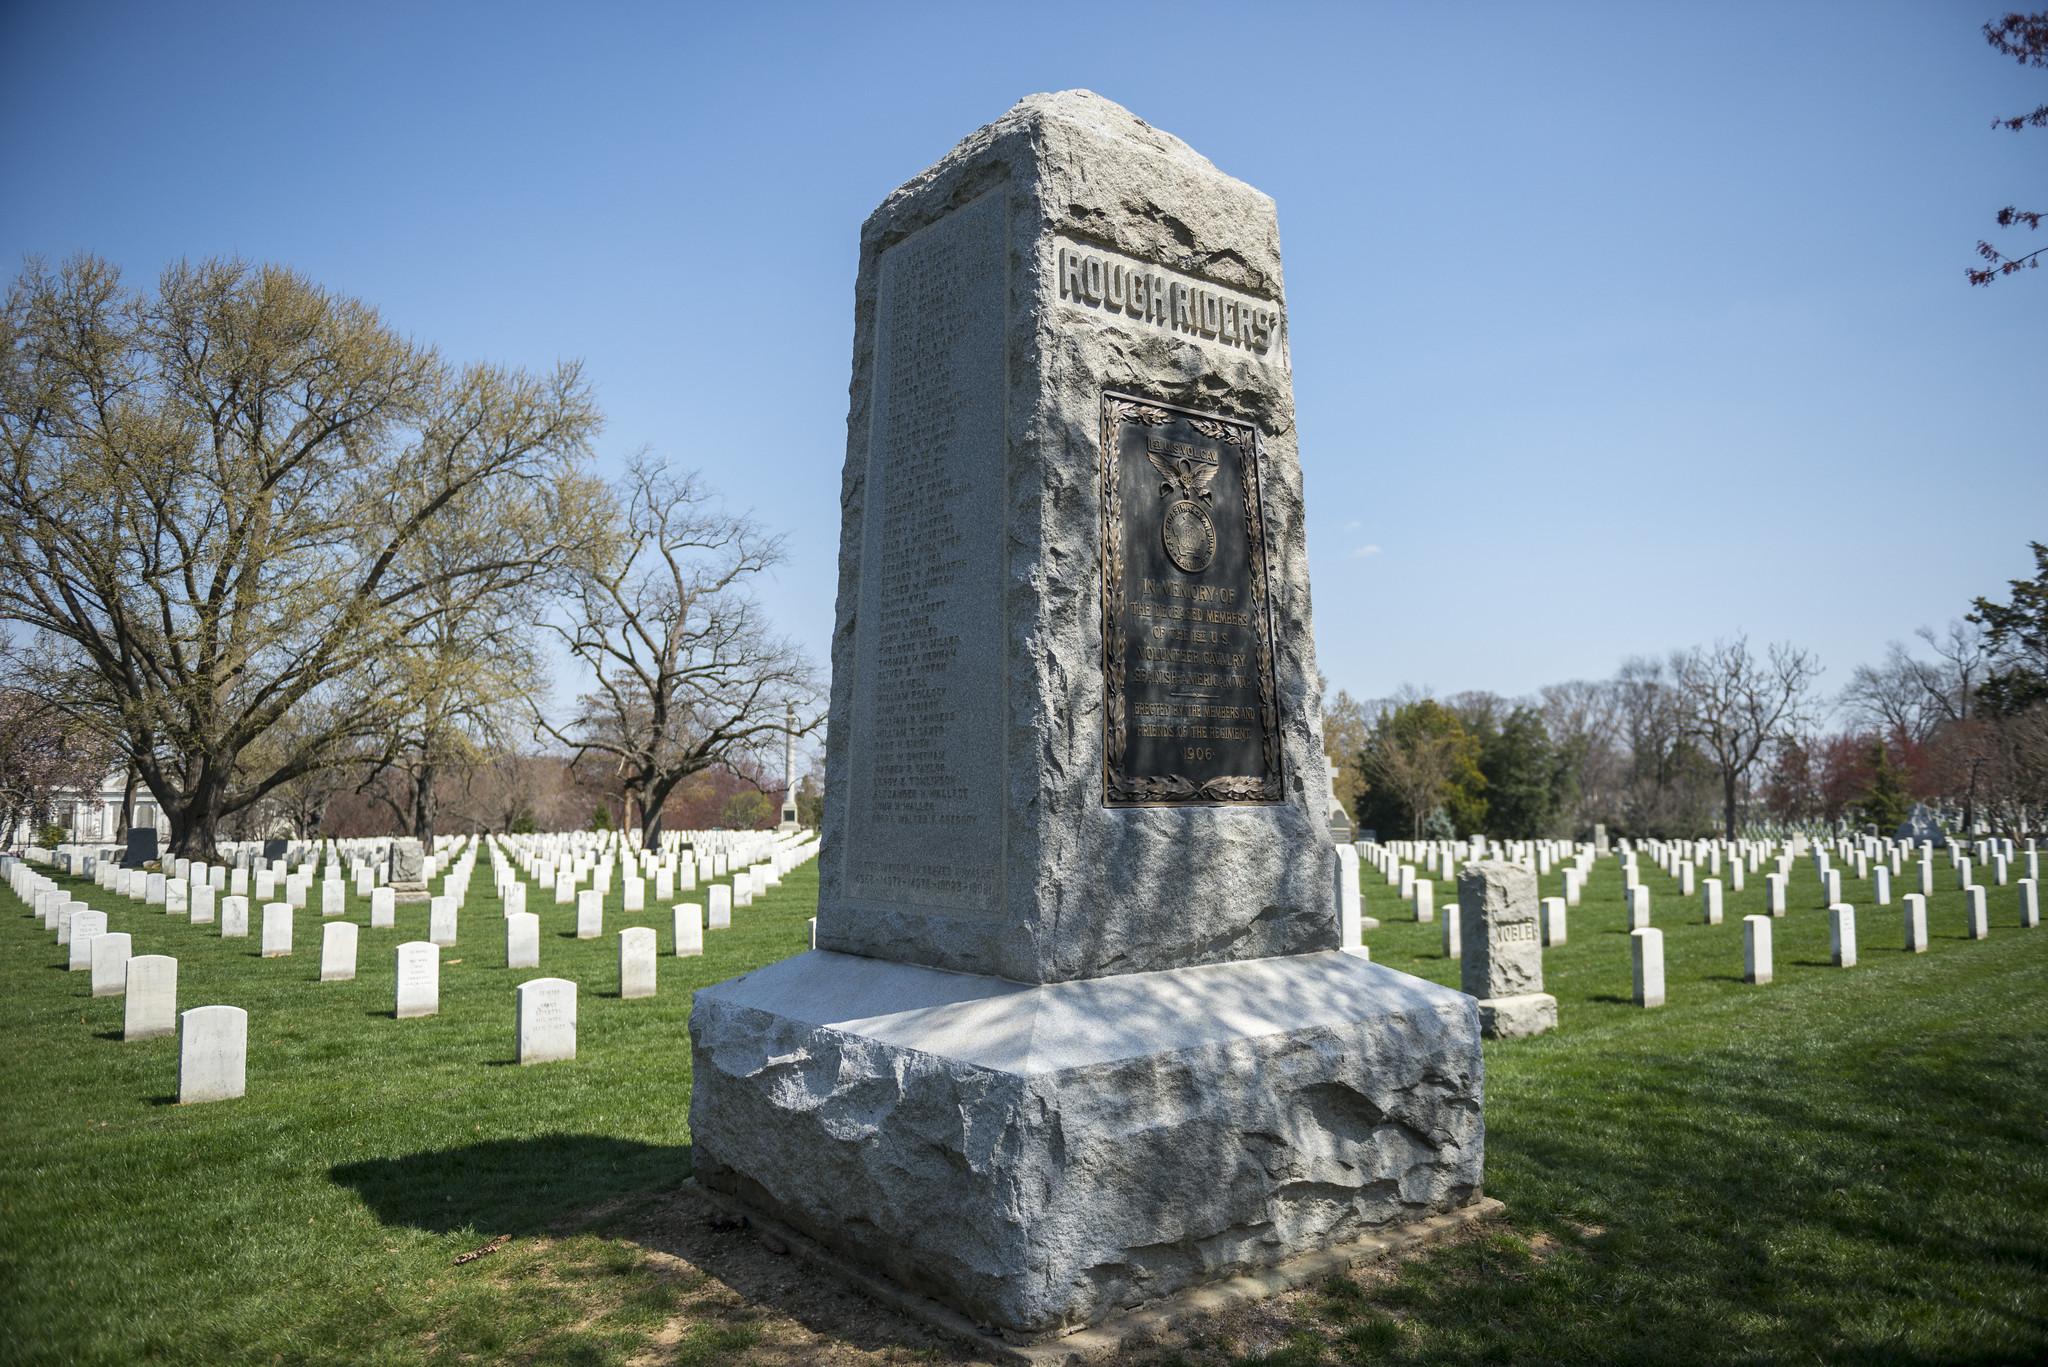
[3,1,2042,729]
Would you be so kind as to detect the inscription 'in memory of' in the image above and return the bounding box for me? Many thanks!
[844,192,1006,916]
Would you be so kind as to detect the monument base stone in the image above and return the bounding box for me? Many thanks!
[689,950,1484,1340]
[1475,993,1557,1041]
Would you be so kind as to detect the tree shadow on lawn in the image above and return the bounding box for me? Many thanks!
[332,1133,693,1237]
[1477,1025,2048,1364]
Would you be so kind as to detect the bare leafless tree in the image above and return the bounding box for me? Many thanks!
[1539,678,1627,833]
[1671,636,1824,839]
[1916,620,1992,722]
[1840,641,1947,743]
[539,452,819,845]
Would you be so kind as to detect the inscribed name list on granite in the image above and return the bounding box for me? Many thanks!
[842,189,1006,918]
[1101,394,1281,805]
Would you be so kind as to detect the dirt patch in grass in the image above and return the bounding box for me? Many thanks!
[581,1188,1516,1367]
[584,1184,997,1367]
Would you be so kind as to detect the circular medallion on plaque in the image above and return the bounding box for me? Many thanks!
[1162,499,1217,573]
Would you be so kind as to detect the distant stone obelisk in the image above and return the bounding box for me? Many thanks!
[776,700,799,831]
[689,91,1486,1343]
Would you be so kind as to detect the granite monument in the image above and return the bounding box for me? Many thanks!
[689,90,1485,1344]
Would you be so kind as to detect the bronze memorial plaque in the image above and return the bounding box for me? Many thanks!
[1100,392,1283,805]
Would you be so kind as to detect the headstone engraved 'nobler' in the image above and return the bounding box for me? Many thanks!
[689,91,1485,1344]
[1456,862,1557,1040]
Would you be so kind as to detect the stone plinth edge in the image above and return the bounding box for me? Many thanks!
[1477,993,1557,1040]
[685,1179,1502,1366]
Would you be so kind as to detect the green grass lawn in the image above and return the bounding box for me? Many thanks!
[1336,850,2048,1366]
[0,847,814,1366]
[2,843,2044,1366]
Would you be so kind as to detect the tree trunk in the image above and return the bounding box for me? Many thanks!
[413,758,438,846]
[636,777,662,848]
[116,763,139,839]
[167,770,226,862]
[1723,767,1740,841]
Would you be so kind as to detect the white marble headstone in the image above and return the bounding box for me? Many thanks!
[1742,915,1772,984]
[619,926,657,999]
[370,886,395,928]
[428,896,457,947]
[320,921,358,982]
[674,903,703,957]
[260,902,293,957]
[68,910,108,970]
[1828,903,1857,966]
[90,930,133,996]
[576,889,603,940]
[1630,927,1665,1007]
[707,885,731,930]
[395,941,439,1018]
[178,1004,246,1103]
[219,894,249,937]
[125,955,177,1040]
[515,977,576,1064]
[506,911,540,969]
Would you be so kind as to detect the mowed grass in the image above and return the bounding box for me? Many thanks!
[0,848,814,1366]
[2,843,2045,1365]
[1334,851,2048,1365]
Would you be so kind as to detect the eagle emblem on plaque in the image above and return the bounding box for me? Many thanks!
[1147,440,1219,573]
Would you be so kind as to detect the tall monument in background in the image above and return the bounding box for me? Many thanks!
[690,91,1485,1343]
[777,700,800,832]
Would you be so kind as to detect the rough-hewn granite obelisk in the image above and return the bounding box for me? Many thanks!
[689,90,1483,1342]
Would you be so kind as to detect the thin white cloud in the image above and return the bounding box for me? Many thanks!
[1346,544,1382,559]
[1346,520,1363,530]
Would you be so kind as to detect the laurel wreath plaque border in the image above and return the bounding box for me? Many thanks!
[1100,393,1285,806]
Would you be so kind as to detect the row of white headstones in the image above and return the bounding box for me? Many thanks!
[5,826,821,1103]
[1338,831,2042,1008]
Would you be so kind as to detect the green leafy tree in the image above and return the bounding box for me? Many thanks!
[589,801,613,832]
[1320,686,1371,820]
[1356,698,1485,839]
[720,790,772,829]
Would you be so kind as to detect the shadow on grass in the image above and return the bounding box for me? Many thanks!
[1459,1002,2048,1366]
[332,1134,693,1237]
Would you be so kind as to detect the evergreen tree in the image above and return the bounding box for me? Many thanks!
[1852,740,1912,832]
[1479,706,1561,837]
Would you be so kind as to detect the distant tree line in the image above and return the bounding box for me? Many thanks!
[1327,544,2048,842]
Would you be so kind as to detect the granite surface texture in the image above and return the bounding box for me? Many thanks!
[690,949,1485,1338]
[1456,861,1544,1001]
[817,90,1334,984]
